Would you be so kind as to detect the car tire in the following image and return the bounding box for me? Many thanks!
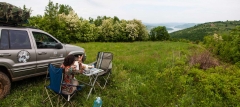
[0,72,11,99]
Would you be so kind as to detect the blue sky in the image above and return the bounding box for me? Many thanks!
[6,0,240,23]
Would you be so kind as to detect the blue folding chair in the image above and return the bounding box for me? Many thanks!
[43,64,84,107]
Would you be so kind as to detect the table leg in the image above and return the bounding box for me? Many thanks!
[87,74,99,100]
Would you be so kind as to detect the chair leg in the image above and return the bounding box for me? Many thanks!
[44,87,54,107]
[62,102,67,107]
[96,72,111,89]
[87,86,94,100]
[62,101,74,107]
[61,95,74,107]
[57,95,60,107]
[103,72,111,89]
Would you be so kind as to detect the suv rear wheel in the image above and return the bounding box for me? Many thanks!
[0,72,11,99]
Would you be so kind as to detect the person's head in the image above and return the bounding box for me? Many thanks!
[63,55,75,67]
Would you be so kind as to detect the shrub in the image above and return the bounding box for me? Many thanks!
[203,26,240,64]
[189,51,219,70]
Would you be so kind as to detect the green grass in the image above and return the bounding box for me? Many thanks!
[1,41,239,107]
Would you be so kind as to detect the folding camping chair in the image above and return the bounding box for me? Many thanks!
[43,64,84,107]
[93,52,113,89]
[81,52,113,99]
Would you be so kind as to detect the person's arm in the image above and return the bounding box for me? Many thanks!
[78,55,85,73]
[65,66,82,74]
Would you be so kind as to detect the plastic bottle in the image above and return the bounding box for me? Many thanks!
[93,97,102,107]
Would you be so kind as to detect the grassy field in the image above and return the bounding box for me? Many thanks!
[1,41,239,107]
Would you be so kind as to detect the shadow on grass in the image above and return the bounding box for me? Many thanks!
[9,74,47,98]
[11,75,46,89]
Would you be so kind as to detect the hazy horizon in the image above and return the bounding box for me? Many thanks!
[6,0,240,23]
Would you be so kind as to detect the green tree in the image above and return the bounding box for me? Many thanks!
[131,19,149,41]
[118,19,129,41]
[42,0,60,38]
[150,26,170,41]
[113,16,120,24]
[58,10,82,43]
[58,4,73,15]
[78,19,97,42]
[98,19,115,42]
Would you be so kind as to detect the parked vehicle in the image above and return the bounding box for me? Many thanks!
[0,26,86,99]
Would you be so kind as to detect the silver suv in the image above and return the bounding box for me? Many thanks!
[0,26,86,99]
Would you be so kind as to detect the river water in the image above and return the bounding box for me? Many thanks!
[167,27,183,33]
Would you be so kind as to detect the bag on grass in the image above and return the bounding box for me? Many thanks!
[0,2,30,25]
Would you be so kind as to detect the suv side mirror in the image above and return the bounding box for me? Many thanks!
[55,43,63,49]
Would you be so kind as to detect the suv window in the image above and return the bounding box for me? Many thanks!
[0,30,10,49]
[32,32,58,49]
[0,29,31,50]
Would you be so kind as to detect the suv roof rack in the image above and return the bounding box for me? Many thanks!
[0,22,39,29]
[0,22,19,27]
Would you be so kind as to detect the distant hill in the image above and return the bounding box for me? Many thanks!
[144,22,185,28]
[166,28,174,30]
[174,23,197,29]
[170,20,240,41]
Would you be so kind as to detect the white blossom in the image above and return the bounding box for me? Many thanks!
[213,33,223,41]
[58,10,80,30]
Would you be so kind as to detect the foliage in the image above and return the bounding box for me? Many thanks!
[149,26,170,41]
[23,0,156,43]
[170,38,191,43]
[189,50,219,70]
[170,20,240,41]
[130,19,149,41]
[161,65,240,107]
[203,26,240,65]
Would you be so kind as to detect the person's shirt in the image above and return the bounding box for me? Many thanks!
[60,63,83,93]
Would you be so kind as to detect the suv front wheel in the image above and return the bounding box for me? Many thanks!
[0,72,11,99]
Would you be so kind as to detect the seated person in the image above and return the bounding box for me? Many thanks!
[60,55,85,95]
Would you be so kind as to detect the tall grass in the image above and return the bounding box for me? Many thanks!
[1,41,239,107]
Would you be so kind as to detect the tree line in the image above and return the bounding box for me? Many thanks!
[24,0,169,43]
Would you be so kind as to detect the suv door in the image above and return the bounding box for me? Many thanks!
[31,31,67,73]
[0,29,37,78]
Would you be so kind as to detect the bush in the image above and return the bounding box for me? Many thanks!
[160,63,240,106]
[189,51,220,70]
[203,26,240,64]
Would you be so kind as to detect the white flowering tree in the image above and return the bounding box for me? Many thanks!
[58,10,83,43]
[126,22,138,41]
[58,10,80,31]
[98,19,115,42]
[26,0,150,43]
[78,19,97,42]
[132,19,149,41]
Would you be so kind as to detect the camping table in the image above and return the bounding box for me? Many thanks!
[82,68,104,99]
